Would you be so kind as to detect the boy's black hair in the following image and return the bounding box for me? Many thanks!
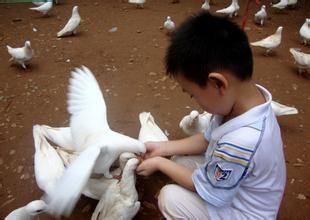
[165,12,253,87]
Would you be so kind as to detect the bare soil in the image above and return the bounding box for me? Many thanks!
[0,0,309,219]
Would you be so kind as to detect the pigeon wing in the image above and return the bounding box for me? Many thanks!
[68,66,109,151]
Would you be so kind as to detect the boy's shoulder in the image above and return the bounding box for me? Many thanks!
[214,120,265,168]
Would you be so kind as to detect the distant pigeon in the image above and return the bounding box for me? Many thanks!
[91,158,140,220]
[179,110,212,136]
[287,0,298,8]
[57,6,81,37]
[272,0,288,10]
[5,200,46,220]
[44,66,145,217]
[164,16,175,33]
[32,0,46,6]
[128,0,145,8]
[201,0,210,11]
[216,0,239,18]
[250,26,283,55]
[138,112,168,143]
[254,5,267,26]
[299,18,310,45]
[29,0,53,16]
[289,48,310,74]
[7,41,33,69]
[272,101,298,116]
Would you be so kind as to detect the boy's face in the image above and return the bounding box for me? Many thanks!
[175,73,233,115]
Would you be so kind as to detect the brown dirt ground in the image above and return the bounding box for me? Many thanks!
[0,0,309,219]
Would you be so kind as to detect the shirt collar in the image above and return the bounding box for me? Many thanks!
[211,84,272,140]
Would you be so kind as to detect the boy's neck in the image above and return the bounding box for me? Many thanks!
[223,82,266,123]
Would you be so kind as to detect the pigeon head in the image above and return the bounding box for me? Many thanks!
[262,5,266,9]
[306,18,310,26]
[73,5,79,13]
[190,110,199,120]
[25,200,47,215]
[276,26,283,34]
[124,158,140,171]
[167,16,171,20]
[25,41,31,47]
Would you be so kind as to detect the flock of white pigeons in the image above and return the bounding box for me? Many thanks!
[4,0,305,220]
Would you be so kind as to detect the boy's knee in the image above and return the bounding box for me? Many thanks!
[158,184,183,219]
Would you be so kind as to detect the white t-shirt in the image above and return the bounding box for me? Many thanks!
[192,85,286,220]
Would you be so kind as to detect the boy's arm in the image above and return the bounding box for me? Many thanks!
[136,156,196,192]
[158,157,196,191]
[157,133,209,157]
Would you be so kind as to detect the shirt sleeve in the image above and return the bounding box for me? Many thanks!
[192,155,249,207]
[193,126,261,207]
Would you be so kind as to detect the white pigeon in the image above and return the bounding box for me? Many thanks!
[128,0,145,8]
[289,48,310,74]
[272,0,288,9]
[179,110,212,136]
[5,200,47,220]
[32,0,46,6]
[7,41,33,69]
[33,125,66,196]
[29,0,53,16]
[250,26,283,55]
[201,0,210,11]
[57,6,81,38]
[138,112,168,143]
[91,158,141,220]
[216,0,239,18]
[299,18,310,45]
[254,5,267,26]
[271,100,298,116]
[44,66,145,217]
[164,16,175,33]
[83,152,136,200]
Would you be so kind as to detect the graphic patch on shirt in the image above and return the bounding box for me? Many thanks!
[214,163,232,181]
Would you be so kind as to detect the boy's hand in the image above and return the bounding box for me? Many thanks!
[143,141,165,159]
[136,156,162,176]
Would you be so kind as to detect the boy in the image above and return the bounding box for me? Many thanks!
[136,13,286,219]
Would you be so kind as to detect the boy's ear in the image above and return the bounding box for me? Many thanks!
[208,72,228,95]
